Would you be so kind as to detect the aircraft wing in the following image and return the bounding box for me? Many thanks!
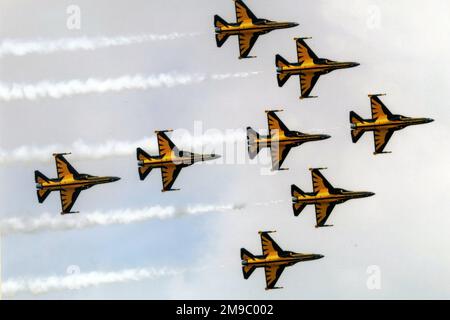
[161,164,183,191]
[270,143,293,171]
[55,154,79,179]
[260,231,283,257]
[299,71,322,99]
[264,265,286,290]
[60,187,82,213]
[311,169,334,193]
[296,38,319,65]
[238,32,260,58]
[314,202,336,227]
[157,131,178,157]
[373,129,395,154]
[370,96,393,120]
[267,111,290,135]
[235,0,257,23]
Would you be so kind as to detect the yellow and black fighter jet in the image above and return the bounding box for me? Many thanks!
[35,153,120,214]
[350,94,434,155]
[247,110,330,170]
[137,130,221,192]
[291,168,374,227]
[276,37,360,99]
[241,231,324,290]
[214,0,298,59]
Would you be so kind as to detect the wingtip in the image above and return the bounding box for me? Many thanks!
[309,167,327,171]
[265,109,284,113]
[155,129,173,134]
[258,230,276,234]
[52,152,72,157]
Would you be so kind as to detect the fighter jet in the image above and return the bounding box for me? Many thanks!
[137,130,221,191]
[247,110,330,170]
[351,94,434,154]
[214,0,298,59]
[276,37,360,99]
[241,231,324,290]
[291,168,375,227]
[35,153,120,214]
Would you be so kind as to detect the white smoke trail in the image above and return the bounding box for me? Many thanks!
[0,32,200,57]
[0,130,246,165]
[0,203,246,235]
[2,267,183,296]
[0,71,261,101]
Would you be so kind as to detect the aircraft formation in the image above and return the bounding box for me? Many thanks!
[30,0,434,291]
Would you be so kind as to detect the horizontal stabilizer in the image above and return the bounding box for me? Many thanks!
[292,202,307,217]
[138,166,153,181]
[34,170,49,184]
[291,184,306,199]
[351,128,366,143]
[275,55,292,87]
[350,111,364,125]
[36,189,52,203]
[247,127,261,159]
[214,14,228,29]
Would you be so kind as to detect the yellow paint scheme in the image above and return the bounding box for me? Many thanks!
[247,111,330,170]
[276,38,359,98]
[291,169,374,227]
[35,154,120,214]
[350,95,434,154]
[137,131,220,191]
[215,0,298,58]
[241,232,323,290]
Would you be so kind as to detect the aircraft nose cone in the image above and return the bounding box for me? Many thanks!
[426,118,434,123]
[321,134,331,140]
[111,177,121,182]
[366,192,375,197]
[351,62,360,67]
[316,254,325,260]
[291,22,300,27]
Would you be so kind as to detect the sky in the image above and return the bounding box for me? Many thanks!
[0,0,449,299]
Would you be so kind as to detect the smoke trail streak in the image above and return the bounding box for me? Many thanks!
[0,203,246,235]
[0,32,200,57]
[0,71,261,101]
[0,131,246,165]
[2,267,183,296]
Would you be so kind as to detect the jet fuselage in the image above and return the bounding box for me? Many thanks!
[242,252,324,268]
[277,60,360,76]
[138,152,220,168]
[36,175,120,191]
[351,116,434,131]
[252,132,330,149]
[216,21,298,35]
[293,189,375,205]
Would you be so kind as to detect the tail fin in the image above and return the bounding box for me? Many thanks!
[214,15,230,47]
[291,185,307,216]
[136,148,153,181]
[35,170,52,203]
[247,127,261,159]
[275,55,292,87]
[241,248,256,279]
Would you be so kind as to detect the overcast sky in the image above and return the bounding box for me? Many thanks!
[1,0,449,299]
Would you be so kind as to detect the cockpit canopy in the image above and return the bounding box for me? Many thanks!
[79,174,94,179]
